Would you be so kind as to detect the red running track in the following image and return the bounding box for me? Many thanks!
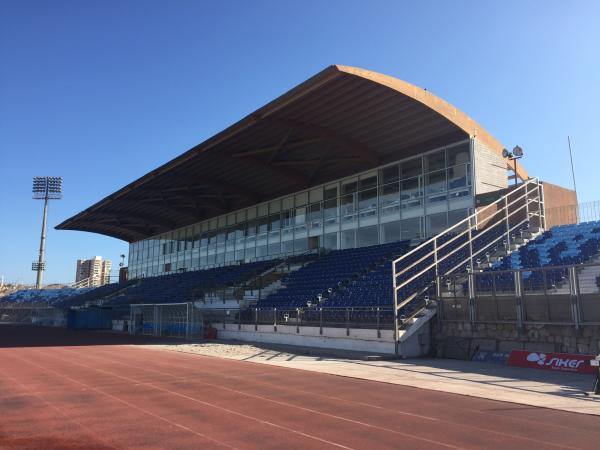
[1,325,599,450]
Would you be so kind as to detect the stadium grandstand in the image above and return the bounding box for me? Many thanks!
[32,65,598,356]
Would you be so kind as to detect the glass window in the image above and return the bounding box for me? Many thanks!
[447,142,470,166]
[268,213,281,231]
[293,237,307,253]
[295,206,306,225]
[257,217,269,234]
[257,203,269,217]
[401,217,422,240]
[380,165,399,184]
[268,235,280,255]
[309,187,323,203]
[226,227,236,242]
[426,212,448,236]
[281,240,294,254]
[357,226,378,247]
[448,164,468,190]
[379,182,399,209]
[246,220,257,237]
[401,157,422,179]
[380,221,401,244]
[282,196,294,210]
[358,188,377,213]
[341,229,355,249]
[235,245,244,261]
[341,179,358,194]
[324,186,337,200]
[309,203,322,227]
[193,226,200,249]
[425,150,445,172]
[401,177,422,202]
[323,189,338,223]
[340,193,357,221]
[235,223,245,239]
[425,170,447,195]
[448,208,469,231]
[200,233,209,247]
[177,230,185,252]
[282,209,294,228]
[295,191,308,206]
[323,232,337,250]
[359,174,377,191]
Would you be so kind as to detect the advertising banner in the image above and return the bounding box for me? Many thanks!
[507,350,596,374]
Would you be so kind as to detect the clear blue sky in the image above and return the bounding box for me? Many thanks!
[1,0,598,285]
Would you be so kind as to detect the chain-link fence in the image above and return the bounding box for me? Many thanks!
[0,306,65,326]
[545,200,600,228]
[129,303,203,339]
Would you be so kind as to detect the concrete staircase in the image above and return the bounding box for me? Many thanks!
[477,227,544,270]
[242,260,307,305]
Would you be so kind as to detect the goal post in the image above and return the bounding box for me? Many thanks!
[129,302,203,339]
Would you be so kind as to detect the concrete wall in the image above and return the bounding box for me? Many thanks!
[436,321,600,359]
[542,181,578,228]
[213,323,397,354]
[473,138,508,195]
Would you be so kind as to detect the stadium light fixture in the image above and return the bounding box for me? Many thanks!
[32,176,63,289]
[502,147,525,186]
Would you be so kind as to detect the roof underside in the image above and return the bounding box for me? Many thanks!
[57,65,525,242]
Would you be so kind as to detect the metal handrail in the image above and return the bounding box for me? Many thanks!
[391,178,545,351]
[393,179,540,275]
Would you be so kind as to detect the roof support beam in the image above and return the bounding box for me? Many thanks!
[263,116,379,166]
[92,211,176,232]
[156,179,261,204]
[231,155,309,186]
[68,221,147,242]
[231,137,323,158]
[267,128,294,163]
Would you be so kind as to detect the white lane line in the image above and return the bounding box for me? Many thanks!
[83,345,586,450]
[0,364,118,450]
[53,347,466,450]
[4,352,238,450]
[24,350,355,450]
[141,344,600,434]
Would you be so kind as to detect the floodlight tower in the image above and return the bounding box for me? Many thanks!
[32,176,62,289]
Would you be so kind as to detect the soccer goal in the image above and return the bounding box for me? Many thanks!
[129,302,203,339]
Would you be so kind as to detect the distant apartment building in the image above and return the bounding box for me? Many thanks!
[75,256,112,287]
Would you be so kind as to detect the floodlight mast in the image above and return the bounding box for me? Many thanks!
[32,176,62,289]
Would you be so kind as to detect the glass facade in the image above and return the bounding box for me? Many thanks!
[128,140,473,278]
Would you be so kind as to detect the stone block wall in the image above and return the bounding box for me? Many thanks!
[436,321,600,359]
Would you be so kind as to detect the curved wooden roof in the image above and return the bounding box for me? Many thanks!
[57,65,526,242]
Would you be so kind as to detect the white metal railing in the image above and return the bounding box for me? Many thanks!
[69,277,101,289]
[392,178,545,350]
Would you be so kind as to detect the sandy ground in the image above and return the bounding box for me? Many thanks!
[148,341,600,416]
